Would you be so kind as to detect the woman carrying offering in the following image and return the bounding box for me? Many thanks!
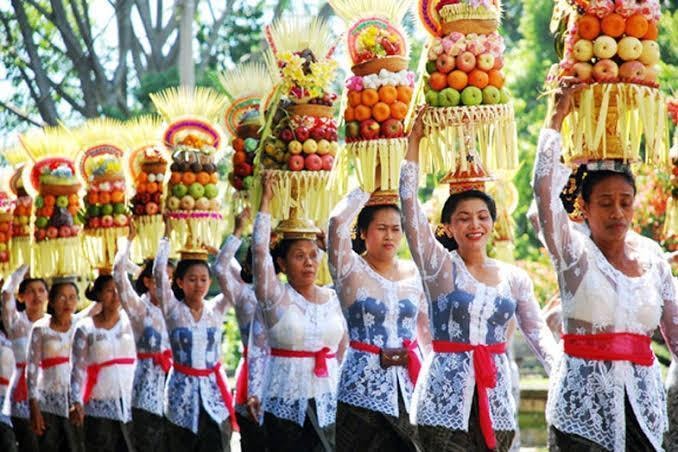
[534,80,678,452]
[0,314,17,452]
[399,113,557,452]
[328,183,431,452]
[251,172,347,451]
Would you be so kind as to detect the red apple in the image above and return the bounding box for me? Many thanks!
[381,118,404,138]
[58,225,71,238]
[360,119,381,140]
[279,129,294,143]
[311,126,327,141]
[35,229,46,241]
[295,127,310,142]
[235,162,252,177]
[572,62,593,81]
[321,154,334,171]
[304,154,323,171]
[476,53,495,71]
[288,155,305,171]
[435,54,455,74]
[455,52,476,73]
[492,55,504,70]
[592,59,619,82]
[619,61,646,80]
[46,226,59,239]
[88,217,101,229]
[145,202,159,215]
[101,215,114,228]
[0,251,8,263]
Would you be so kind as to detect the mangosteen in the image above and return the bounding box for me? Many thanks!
[51,207,73,227]
[170,162,180,172]
[178,162,190,172]
[203,163,216,174]
[190,162,203,173]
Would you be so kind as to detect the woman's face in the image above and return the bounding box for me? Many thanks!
[443,198,494,252]
[97,279,120,312]
[277,240,319,288]
[582,175,635,242]
[19,281,48,315]
[50,284,78,321]
[176,264,210,304]
[362,208,402,260]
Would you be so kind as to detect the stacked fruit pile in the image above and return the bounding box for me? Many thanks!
[83,157,130,230]
[31,159,82,242]
[167,149,220,213]
[229,125,257,190]
[0,194,12,269]
[131,151,167,217]
[424,32,509,107]
[10,170,31,242]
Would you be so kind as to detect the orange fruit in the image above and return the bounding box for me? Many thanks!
[643,21,658,40]
[68,205,79,216]
[232,138,245,152]
[111,191,125,203]
[372,102,391,122]
[15,206,26,217]
[137,172,148,183]
[625,13,648,38]
[98,193,111,205]
[170,172,182,184]
[68,193,79,205]
[600,13,625,38]
[44,195,56,207]
[87,192,100,204]
[344,106,356,122]
[182,172,196,185]
[577,15,600,40]
[390,101,408,120]
[233,152,247,166]
[447,70,468,91]
[210,173,219,184]
[354,105,372,121]
[348,90,362,107]
[136,183,147,194]
[146,182,159,194]
[378,85,398,104]
[43,206,54,218]
[197,172,210,185]
[468,69,489,89]
[396,86,413,104]
[0,232,6,243]
[487,69,505,88]
[428,72,448,91]
[361,89,379,107]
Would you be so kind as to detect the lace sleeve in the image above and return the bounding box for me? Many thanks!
[399,161,449,280]
[26,323,41,401]
[69,323,88,406]
[1,265,28,333]
[531,128,584,272]
[153,238,178,317]
[511,268,558,374]
[213,236,242,313]
[113,239,145,321]
[327,189,369,288]
[416,292,433,356]
[659,270,678,358]
[247,306,269,423]
[252,212,286,313]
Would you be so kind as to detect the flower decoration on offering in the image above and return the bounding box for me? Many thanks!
[417,0,517,176]
[150,87,226,251]
[0,183,14,277]
[663,98,678,238]
[218,62,273,206]
[256,17,341,225]
[19,128,86,278]
[1,144,34,268]
[548,0,667,163]
[329,0,416,200]
[74,119,131,272]
[124,116,169,261]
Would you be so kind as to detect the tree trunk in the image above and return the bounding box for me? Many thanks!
[178,0,195,88]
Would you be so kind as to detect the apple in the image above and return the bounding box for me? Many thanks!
[102,215,115,228]
[617,37,643,61]
[231,176,244,191]
[438,88,461,107]
[279,129,294,143]
[639,40,660,65]
[311,127,327,141]
[456,52,476,73]
[303,139,318,154]
[304,154,323,171]
[321,154,334,171]
[593,36,617,59]
[19,216,28,225]
[21,225,30,235]
[288,155,305,171]
[145,202,159,215]
[295,127,310,142]
[58,225,71,238]
[345,121,361,140]
[435,54,456,74]
[572,40,594,62]
[114,214,128,227]
[180,196,195,210]
[426,60,437,74]
[101,204,114,216]
[316,139,330,155]
[35,229,46,241]
[360,120,381,140]
[477,53,495,71]
[482,86,501,105]
[493,55,504,70]
[288,140,303,154]
[113,203,126,215]
[644,65,658,83]
[329,141,339,156]
[195,197,210,210]
[0,252,7,263]
[56,196,69,208]
[244,138,258,152]
[167,196,181,211]
[152,192,162,204]
[46,226,59,238]
[592,59,619,81]
[425,90,440,107]
[381,118,404,138]
[460,86,483,106]
[172,184,188,198]
[572,62,593,81]
[204,184,218,199]
[0,243,6,252]
[35,196,44,208]
[208,199,220,211]
[188,183,205,199]
[619,61,646,79]
[235,163,252,177]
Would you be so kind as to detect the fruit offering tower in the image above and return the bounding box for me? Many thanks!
[19,128,86,278]
[0,188,13,277]
[257,17,341,225]
[2,144,33,268]
[150,87,226,251]
[125,116,169,261]
[218,62,273,213]
[330,0,416,199]
[75,119,132,271]
[549,0,667,162]
[417,0,518,175]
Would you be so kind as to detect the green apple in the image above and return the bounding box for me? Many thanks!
[243,176,254,189]
[172,183,188,198]
[188,182,205,199]
[244,138,258,152]
[499,88,511,104]
[438,88,461,107]
[101,204,114,216]
[35,196,44,208]
[56,196,69,208]
[35,217,49,229]
[204,183,218,199]
[482,86,501,105]
[460,86,482,106]
[113,203,126,215]
[87,205,101,217]
[425,90,440,107]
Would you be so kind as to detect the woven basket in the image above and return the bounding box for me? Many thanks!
[442,19,497,35]
[287,104,334,118]
[351,56,410,77]
[40,183,81,197]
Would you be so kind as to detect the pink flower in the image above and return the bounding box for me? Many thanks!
[586,0,614,18]
[346,76,364,91]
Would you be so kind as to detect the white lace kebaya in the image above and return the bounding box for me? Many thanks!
[533,128,678,451]
[251,212,346,428]
[113,240,171,418]
[153,238,236,433]
[399,160,557,433]
[0,331,14,427]
[327,188,432,417]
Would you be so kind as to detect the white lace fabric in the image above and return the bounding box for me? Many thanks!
[153,238,232,433]
[533,128,678,451]
[399,160,556,431]
[70,315,137,422]
[327,188,432,417]
[0,331,15,424]
[252,212,346,427]
[113,240,170,417]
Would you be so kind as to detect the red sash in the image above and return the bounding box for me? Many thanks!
[235,347,248,406]
[563,332,653,366]
[0,377,9,386]
[173,362,239,432]
[270,347,336,378]
[349,339,422,384]
[12,362,27,402]
[40,356,69,369]
[84,357,136,404]
[137,349,173,373]
[432,340,507,450]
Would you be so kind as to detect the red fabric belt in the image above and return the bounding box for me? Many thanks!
[40,356,69,369]
[0,377,9,386]
[173,362,239,432]
[270,347,336,378]
[84,357,136,404]
[235,347,248,406]
[349,339,422,384]
[12,362,27,402]
[432,340,507,450]
[137,349,173,373]
[563,332,654,366]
